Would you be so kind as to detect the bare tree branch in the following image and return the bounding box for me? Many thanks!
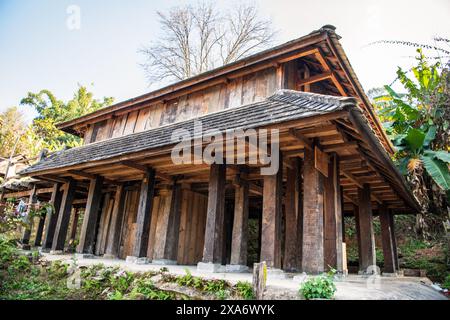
[140,1,276,85]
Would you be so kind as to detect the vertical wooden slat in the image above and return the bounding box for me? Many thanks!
[51,179,77,252]
[295,157,304,270]
[284,158,299,271]
[230,178,249,266]
[77,176,104,254]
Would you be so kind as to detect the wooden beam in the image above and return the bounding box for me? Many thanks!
[297,70,332,87]
[42,183,63,251]
[230,173,249,267]
[379,205,397,274]
[121,160,172,182]
[289,129,313,151]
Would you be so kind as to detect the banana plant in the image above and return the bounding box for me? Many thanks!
[373,49,450,194]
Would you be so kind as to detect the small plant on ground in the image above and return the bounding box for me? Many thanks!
[235,281,254,299]
[299,270,337,300]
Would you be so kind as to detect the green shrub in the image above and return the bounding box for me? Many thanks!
[215,289,228,300]
[299,274,336,300]
[235,281,254,299]
[442,274,450,290]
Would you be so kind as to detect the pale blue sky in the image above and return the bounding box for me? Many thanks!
[1,0,449,122]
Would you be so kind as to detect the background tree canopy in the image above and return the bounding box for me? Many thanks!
[0,85,113,159]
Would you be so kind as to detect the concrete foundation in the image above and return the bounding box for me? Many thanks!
[225,264,249,273]
[197,262,226,273]
[75,253,95,259]
[152,259,177,265]
[126,256,150,264]
[266,268,288,280]
[49,250,65,255]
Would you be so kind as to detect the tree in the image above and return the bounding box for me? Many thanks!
[0,107,34,158]
[20,85,114,152]
[140,1,276,84]
[371,49,450,238]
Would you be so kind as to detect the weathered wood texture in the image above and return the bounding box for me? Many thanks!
[202,164,226,264]
[302,145,325,274]
[230,178,249,266]
[389,212,400,271]
[52,179,77,251]
[357,184,376,273]
[77,176,104,254]
[119,189,140,259]
[295,158,304,270]
[95,193,115,255]
[34,213,46,246]
[379,205,397,273]
[21,185,37,245]
[104,184,127,257]
[261,152,283,269]
[42,183,63,250]
[132,168,156,258]
[284,158,300,271]
[86,69,277,144]
[323,154,344,271]
[177,189,208,265]
[69,208,80,242]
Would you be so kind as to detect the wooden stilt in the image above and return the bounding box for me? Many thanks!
[295,157,304,270]
[21,185,37,248]
[357,184,376,273]
[389,211,400,271]
[34,214,46,247]
[51,179,77,252]
[261,152,283,269]
[323,154,343,272]
[132,168,156,259]
[201,163,226,265]
[42,183,63,250]
[229,173,249,269]
[77,176,104,254]
[104,184,127,257]
[379,205,396,273]
[284,158,299,271]
[301,146,325,274]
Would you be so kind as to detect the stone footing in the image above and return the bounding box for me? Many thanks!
[102,254,118,259]
[152,259,177,265]
[75,253,95,259]
[225,264,249,273]
[265,268,287,280]
[382,272,399,277]
[49,250,65,255]
[197,262,226,273]
[126,256,151,264]
[40,248,51,253]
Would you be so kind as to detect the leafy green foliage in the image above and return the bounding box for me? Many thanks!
[235,281,255,299]
[372,49,449,192]
[299,272,337,300]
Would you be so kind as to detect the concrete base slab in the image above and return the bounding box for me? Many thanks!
[292,272,308,284]
[75,253,95,259]
[126,256,151,264]
[197,262,226,273]
[102,254,118,259]
[382,272,399,277]
[225,264,249,273]
[49,250,65,255]
[40,248,51,253]
[152,259,177,265]
[266,268,288,280]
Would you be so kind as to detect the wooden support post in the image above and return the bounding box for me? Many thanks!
[34,214,46,247]
[42,183,63,251]
[228,173,250,271]
[199,164,226,270]
[284,158,299,271]
[323,154,344,272]
[153,182,182,263]
[70,208,80,242]
[357,184,376,274]
[379,205,397,274]
[21,185,37,249]
[389,211,400,271]
[51,179,77,252]
[261,152,283,269]
[77,176,104,255]
[104,184,127,258]
[131,168,156,260]
[301,145,325,274]
[295,158,304,270]
[353,204,363,268]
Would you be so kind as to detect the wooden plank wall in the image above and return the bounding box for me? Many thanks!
[115,188,207,264]
[84,68,278,144]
